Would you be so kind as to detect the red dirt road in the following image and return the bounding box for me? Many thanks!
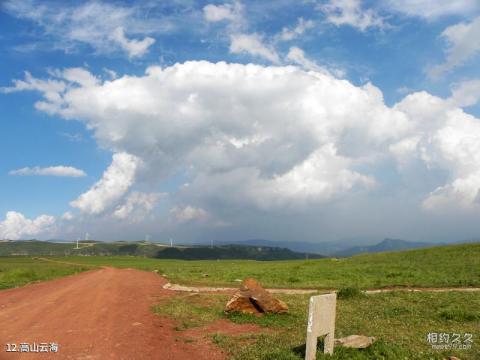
[0,268,228,360]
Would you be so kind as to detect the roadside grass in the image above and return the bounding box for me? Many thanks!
[60,242,480,289]
[0,257,91,289]
[152,293,225,330]
[153,291,479,360]
[336,287,366,300]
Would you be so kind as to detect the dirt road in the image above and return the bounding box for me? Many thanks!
[0,268,227,360]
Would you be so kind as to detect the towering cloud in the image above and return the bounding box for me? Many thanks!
[6,61,480,221]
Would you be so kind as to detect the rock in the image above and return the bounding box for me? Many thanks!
[240,278,289,313]
[335,335,376,349]
[224,278,288,314]
[202,273,209,278]
[225,293,260,314]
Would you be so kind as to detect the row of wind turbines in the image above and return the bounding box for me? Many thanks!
[73,234,194,248]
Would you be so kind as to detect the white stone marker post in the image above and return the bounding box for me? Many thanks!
[305,293,337,359]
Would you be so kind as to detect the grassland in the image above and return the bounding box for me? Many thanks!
[1,243,479,359]
[0,257,91,289]
[153,290,479,359]
[60,242,480,289]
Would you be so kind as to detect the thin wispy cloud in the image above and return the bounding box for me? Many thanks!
[320,0,387,31]
[229,33,280,63]
[3,0,169,58]
[9,166,86,177]
[277,17,314,42]
[385,0,480,19]
[429,16,480,77]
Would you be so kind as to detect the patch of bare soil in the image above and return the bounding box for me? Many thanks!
[176,319,268,349]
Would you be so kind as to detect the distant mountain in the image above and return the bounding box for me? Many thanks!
[214,238,378,256]
[333,238,443,257]
[455,238,480,244]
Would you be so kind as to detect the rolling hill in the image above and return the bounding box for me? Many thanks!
[332,238,443,257]
[0,240,322,260]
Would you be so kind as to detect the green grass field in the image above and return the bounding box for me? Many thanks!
[0,257,91,289]
[153,291,479,359]
[59,242,480,289]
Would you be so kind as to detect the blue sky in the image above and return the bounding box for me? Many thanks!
[1,0,480,243]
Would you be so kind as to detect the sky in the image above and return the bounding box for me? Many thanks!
[1,0,480,243]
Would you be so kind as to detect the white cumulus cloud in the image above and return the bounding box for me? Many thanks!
[8,61,480,216]
[170,205,209,224]
[70,153,141,215]
[0,211,56,240]
[392,91,480,211]
[113,192,162,222]
[423,171,480,211]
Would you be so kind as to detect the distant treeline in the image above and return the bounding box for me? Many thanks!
[154,245,324,260]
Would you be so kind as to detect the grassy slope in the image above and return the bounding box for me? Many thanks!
[62,242,480,289]
[0,257,91,289]
[153,291,479,359]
